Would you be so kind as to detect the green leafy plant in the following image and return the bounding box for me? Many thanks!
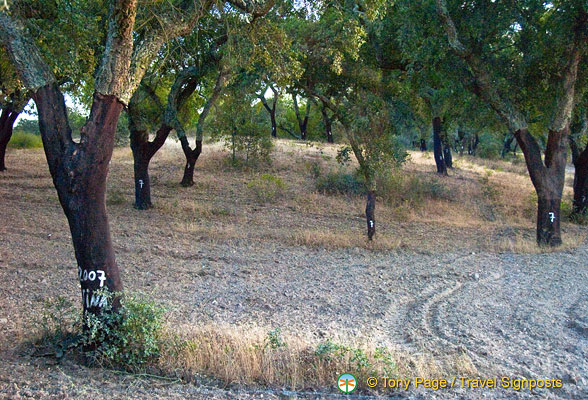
[247,174,286,203]
[82,291,166,370]
[315,169,366,196]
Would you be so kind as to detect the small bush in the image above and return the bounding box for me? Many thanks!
[8,131,43,149]
[82,291,166,370]
[315,169,366,196]
[247,174,286,203]
[377,172,452,207]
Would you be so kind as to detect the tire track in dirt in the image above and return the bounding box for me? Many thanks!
[398,252,548,379]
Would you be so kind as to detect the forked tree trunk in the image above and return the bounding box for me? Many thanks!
[366,190,376,240]
[516,127,567,246]
[34,85,124,314]
[502,133,515,158]
[0,107,19,171]
[180,138,202,187]
[293,93,310,140]
[433,117,447,174]
[129,112,172,209]
[320,103,334,143]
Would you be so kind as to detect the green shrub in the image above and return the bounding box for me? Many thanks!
[314,339,397,376]
[377,171,452,207]
[8,131,43,149]
[82,291,166,370]
[247,174,286,203]
[315,169,366,196]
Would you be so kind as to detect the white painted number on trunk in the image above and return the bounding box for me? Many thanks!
[78,266,106,288]
[369,220,374,228]
[549,212,555,223]
[139,179,144,189]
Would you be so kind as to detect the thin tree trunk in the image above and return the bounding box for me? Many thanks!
[366,190,376,240]
[502,133,515,158]
[34,85,124,314]
[176,67,227,186]
[443,142,453,168]
[0,108,19,171]
[433,117,447,174]
[320,103,334,143]
[293,93,310,140]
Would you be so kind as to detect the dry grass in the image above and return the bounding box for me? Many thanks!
[99,141,588,254]
[158,323,477,392]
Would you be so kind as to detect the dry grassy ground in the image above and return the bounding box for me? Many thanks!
[0,141,587,399]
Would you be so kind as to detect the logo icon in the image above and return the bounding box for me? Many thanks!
[337,373,357,393]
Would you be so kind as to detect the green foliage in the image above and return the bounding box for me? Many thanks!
[314,339,397,376]
[315,169,366,196]
[476,132,502,160]
[212,92,274,166]
[247,174,286,203]
[264,328,287,350]
[336,146,353,166]
[82,292,166,370]
[377,171,452,207]
[8,131,43,149]
[14,118,40,136]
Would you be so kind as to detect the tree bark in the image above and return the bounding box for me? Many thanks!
[33,85,124,314]
[515,127,568,246]
[320,102,334,143]
[502,133,515,158]
[366,190,376,240]
[180,138,202,187]
[569,117,588,216]
[293,93,310,140]
[433,117,447,174]
[0,107,19,171]
[259,85,278,138]
[443,142,453,168]
[129,127,170,209]
[420,138,427,151]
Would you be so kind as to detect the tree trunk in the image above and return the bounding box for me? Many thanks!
[515,127,567,247]
[420,138,427,151]
[502,133,515,158]
[366,190,376,240]
[33,85,124,314]
[270,110,277,138]
[320,104,334,143]
[433,117,447,174]
[0,108,19,171]
[129,120,171,209]
[180,138,202,187]
[443,143,453,168]
[536,193,562,246]
[132,145,153,209]
[572,157,588,215]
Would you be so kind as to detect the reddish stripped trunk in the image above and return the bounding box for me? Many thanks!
[33,84,124,313]
[0,108,20,171]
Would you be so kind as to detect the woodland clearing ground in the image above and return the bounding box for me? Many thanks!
[0,140,587,398]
